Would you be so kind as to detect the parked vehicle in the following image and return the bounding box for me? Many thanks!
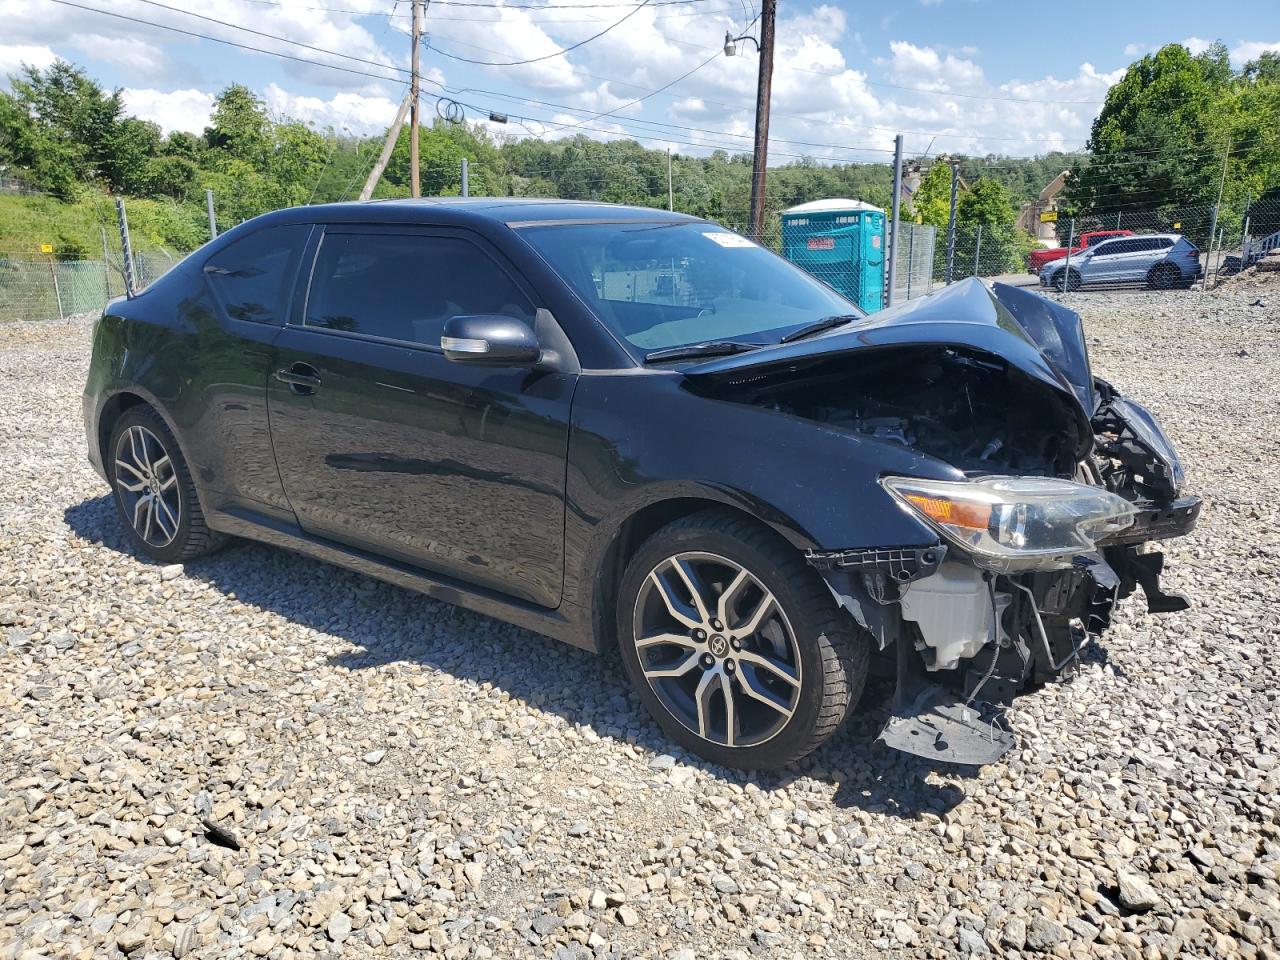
[84,200,1200,769]
[1040,233,1201,291]
[1026,229,1133,274]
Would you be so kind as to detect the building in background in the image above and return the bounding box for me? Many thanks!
[1018,171,1070,246]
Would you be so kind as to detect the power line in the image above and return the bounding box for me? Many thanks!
[426,0,652,65]
[47,0,408,83]
[231,0,743,20]
[121,0,407,75]
[554,10,757,133]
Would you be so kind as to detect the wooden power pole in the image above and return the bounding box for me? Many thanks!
[358,91,412,201]
[409,0,423,198]
[747,0,776,241]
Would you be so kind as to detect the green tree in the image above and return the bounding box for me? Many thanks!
[1064,43,1233,213]
[910,163,954,227]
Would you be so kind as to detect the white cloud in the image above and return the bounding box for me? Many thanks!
[122,87,217,134]
[262,83,402,136]
[1181,36,1214,55]
[1124,42,1145,57]
[0,43,57,77]
[1230,40,1280,65]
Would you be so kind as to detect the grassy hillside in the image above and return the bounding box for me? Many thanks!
[0,192,208,261]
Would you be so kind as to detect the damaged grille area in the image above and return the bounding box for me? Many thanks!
[805,545,945,583]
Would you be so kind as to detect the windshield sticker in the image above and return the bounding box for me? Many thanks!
[703,232,755,248]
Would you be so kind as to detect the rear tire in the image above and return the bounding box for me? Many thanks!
[1147,262,1181,290]
[616,509,869,770]
[107,406,225,564]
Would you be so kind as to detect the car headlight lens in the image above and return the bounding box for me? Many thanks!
[882,475,1136,571]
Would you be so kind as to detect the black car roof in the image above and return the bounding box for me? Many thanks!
[257,197,702,229]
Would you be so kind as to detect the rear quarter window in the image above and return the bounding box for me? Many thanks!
[202,224,310,325]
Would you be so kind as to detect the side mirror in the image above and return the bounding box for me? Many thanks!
[440,314,540,365]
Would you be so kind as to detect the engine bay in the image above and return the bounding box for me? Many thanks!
[714,346,1086,477]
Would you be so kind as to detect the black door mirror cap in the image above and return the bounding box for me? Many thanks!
[441,314,541,365]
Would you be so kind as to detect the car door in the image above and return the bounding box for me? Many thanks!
[1080,238,1127,283]
[266,224,577,609]
[1114,237,1151,282]
[189,222,312,520]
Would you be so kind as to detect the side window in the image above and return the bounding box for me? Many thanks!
[203,224,309,324]
[1091,240,1120,257]
[305,232,535,346]
[1156,237,1174,249]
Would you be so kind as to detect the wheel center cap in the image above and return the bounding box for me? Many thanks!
[708,634,728,658]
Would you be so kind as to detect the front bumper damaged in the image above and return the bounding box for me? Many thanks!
[808,391,1201,766]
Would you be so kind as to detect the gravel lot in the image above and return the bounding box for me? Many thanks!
[2,285,1279,960]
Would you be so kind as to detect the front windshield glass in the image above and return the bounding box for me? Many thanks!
[518,221,862,353]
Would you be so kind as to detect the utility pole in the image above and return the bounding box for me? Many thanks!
[409,0,423,198]
[460,157,469,197]
[944,158,960,284]
[667,148,673,212]
[1204,133,1230,291]
[887,133,904,308]
[747,0,775,241]
[359,91,412,201]
[205,189,218,240]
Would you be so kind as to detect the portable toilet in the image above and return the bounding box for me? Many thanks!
[781,199,886,313]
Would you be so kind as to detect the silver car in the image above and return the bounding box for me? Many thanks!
[1040,233,1202,291]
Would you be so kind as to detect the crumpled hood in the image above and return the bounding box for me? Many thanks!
[683,277,1098,419]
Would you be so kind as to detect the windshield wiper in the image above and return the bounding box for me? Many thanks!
[643,340,763,363]
[778,314,861,344]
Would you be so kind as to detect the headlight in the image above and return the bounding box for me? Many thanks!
[882,475,1136,571]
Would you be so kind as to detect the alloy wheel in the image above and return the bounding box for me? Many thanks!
[631,551,802,748]
[114,424,181,548]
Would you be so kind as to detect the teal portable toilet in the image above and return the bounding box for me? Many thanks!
[781,199,886,313]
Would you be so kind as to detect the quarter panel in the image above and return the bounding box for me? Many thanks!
[89,262,293,518]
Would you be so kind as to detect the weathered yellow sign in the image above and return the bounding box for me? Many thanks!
[1039,211,1058,223]
[39,243,53,254]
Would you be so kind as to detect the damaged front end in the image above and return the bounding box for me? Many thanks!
[686,278,1201,764]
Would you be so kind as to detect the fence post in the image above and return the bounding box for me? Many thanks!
[1061,218,1075,297]
[887,134,904,307]
[906,226,915,300]
[206,189,218,240]
[973,223,982,277]
[100,226,111,304]
[47,254,65,320]
[1203,204,1219,292]
[460,158,469,198]
[945,161,959,284]
[115,198,136,297]
[1116,211,1122,230]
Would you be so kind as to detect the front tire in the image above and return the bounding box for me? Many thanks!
[1052,268,1081,292]
[616,510,869,770]
[107,406,224,563]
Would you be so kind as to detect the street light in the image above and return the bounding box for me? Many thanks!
[723,30,760,57]
[723,0,776,241]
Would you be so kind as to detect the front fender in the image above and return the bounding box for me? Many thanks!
[561,371,954,644]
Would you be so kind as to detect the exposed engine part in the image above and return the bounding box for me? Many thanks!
[717,346,1083,477]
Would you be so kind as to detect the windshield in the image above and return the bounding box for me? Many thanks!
[518,221,862,354]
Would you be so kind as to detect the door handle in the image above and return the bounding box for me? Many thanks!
[275,363,322,394]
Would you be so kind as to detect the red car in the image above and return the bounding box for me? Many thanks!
[1027,229,1133,273]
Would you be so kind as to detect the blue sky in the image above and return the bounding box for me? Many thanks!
[2,0,1277,160]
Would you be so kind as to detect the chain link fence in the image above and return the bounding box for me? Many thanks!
[0,249,182,322]
[891,222,937,304]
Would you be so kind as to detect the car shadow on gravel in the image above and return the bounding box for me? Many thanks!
[66,494,975,820]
